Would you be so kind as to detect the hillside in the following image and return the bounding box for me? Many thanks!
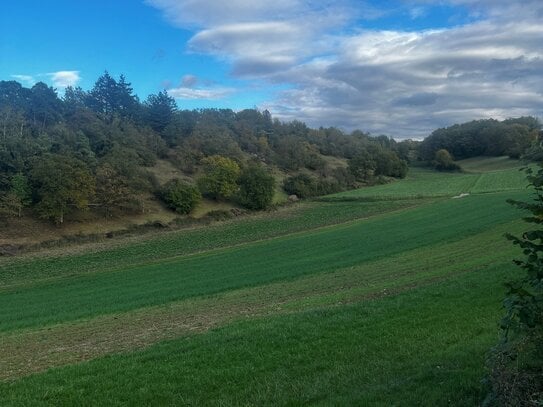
[0,157,532,405]
[2,76,540,251]
[0,75,408,248]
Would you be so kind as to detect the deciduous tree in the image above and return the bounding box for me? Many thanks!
[9,172,31,217]
[433,149,460,171]
[95,163,132,217]
[197,155,240,200]
[237,166,275,210]
[31,155,95,224]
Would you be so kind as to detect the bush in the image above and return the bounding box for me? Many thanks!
[283,174,318,199]
[330,167,356,188]
[160,179,201,214]
[432,149,461,171]
[237,166,275,210]
[197,155,240,200]
[283,173,347,199]
[484,164,543,405]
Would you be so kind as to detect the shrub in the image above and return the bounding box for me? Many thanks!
[484,164,543,405]
[237,166,275,210]
[432,149,461,171]
[283,174,318,199]
[197,155,240,200]
[160,179,201,214]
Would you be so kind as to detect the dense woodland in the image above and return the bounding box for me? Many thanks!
[0,73,410,224]
[0,72,541,225]
[420,117,541,162]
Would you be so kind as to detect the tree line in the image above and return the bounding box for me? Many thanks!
[0,72,409,224]
[419,117,541,170]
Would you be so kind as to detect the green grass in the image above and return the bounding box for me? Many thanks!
[0,158,533,405]
[0,191,526,333]
[327,163,530,200]
[470,169,530,194]
[0,261,515,406]
[0,218,524,381]
[457,156,524,172]
[330,168,480,199]
[0,199,421,287]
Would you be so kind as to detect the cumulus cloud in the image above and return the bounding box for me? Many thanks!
[48,71,81,88]
[148,0,543,138]
[270,20,543,137]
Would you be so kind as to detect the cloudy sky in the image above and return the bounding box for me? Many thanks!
[1,0,542,138]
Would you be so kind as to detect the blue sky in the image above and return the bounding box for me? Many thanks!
[1,0,542,138]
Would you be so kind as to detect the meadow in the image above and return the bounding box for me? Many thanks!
[0,158,534,405]
[327,158,528,200]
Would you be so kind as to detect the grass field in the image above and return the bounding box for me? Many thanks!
[0,157,534,405]
[328,158,529,200]
[328,168,479,199]
[457,156,526,172]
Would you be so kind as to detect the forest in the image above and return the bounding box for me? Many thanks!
[0,72,410,225]
[419,116,540,161]
[0,72,540,226]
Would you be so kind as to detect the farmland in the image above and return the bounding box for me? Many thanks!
[0,158,534,405]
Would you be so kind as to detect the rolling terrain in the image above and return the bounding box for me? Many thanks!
[0,158,533,405]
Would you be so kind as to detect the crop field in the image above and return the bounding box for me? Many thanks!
[0,157,535,405]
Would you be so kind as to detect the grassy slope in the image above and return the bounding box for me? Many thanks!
[0,262,517,406]
[0,199,421,287]
[0,158,532,405]
[0,191,525,333]
[331,167,479,199]
[330,157,528,200]
[457,156,525,172]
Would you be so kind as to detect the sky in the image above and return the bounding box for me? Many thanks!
[1,0,542,139]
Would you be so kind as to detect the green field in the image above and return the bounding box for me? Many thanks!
[457,156,526,172]
[328,158,529,200]
[0,157,534,405]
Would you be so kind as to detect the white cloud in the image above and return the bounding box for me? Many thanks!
[48,71,81,88]
[145,0,344,27]
[168,85,236,100]
[269,20,543,137]
[148,0,543,138]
